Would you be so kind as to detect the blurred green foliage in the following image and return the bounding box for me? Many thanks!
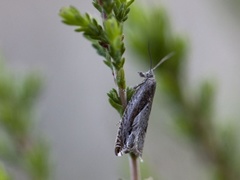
[0,164,11,180]
[0,60,50,180]
[125,5,186,110]
[125,3,240,180]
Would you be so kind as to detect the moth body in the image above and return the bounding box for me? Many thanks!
[115,70,156,157]
[114,52,173,157]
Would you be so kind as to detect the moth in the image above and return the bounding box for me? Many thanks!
[114,52,174,157]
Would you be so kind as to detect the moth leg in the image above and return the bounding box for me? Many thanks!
[133,78,148,90]
[133,82,144,90]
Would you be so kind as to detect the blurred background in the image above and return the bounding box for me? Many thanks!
[0,0,240,180]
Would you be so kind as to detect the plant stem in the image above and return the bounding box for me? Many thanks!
[118,87,127,109]
[129,153,140,180]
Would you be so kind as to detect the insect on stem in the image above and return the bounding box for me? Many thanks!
[114,51,175,158]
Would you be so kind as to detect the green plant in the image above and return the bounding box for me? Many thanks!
[60,0,139,180]
[59,0,141,179]
[59,0,184,179]
[0,60,50,180]
[60,0,134,113]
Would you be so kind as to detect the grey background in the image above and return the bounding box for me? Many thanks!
[0,0,240,179]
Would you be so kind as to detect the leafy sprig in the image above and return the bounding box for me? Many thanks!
[59,1,141,179]
[60,0,135,114]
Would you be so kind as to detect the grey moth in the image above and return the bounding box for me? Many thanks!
[114,53,174,157]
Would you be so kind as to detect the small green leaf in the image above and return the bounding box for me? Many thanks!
[103,60,113,69]
[113,0,134,22]
[107,88,120,104]
[107,88,123,114]
[104,18,122,43]
[101,0,115,16]
[92,1,102,13]
[59,6,84,26]
[103,17,124,63]
[92,43,107,57]
[108,98,123,115]
[119,57,125,68]
[126,87,135,103]
[126,0,134,7]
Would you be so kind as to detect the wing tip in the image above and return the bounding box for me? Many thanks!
[115,146,123,156]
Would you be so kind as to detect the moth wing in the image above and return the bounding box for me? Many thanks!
[114,78,156,156]
[132,101,152,130]
[125,101,153,157]
[114,96,142,156]
[114,119,124,156]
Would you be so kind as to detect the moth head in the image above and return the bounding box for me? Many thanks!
[139,50,174,79]
[138,70,154,78]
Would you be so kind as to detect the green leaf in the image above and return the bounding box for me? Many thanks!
[59,6,85,26]
[92,43,107,57]
[60,7,106,42]
[113,0,134,22]
[126,87,135,103]
[107,89,123,114]
[107,88,120,104]
[92,1,102,13]
[103,17,124,63]
[126,0,135,7]
[103,59,113,69]
[101,0,115,16]
[104,18,122,43]
[108,98,123,115]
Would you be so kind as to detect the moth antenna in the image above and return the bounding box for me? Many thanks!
[152,52,175,71]
[147,42,153,70]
